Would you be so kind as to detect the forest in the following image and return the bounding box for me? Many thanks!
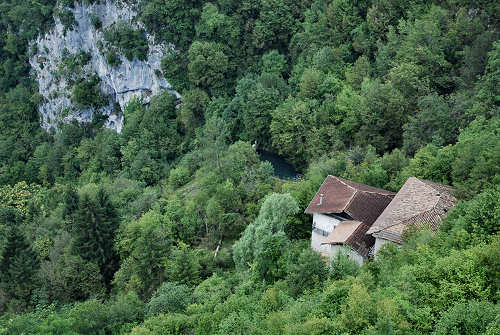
[0,0,498,334]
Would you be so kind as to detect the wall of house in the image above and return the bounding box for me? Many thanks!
[373,237,392,256]
[311,213,341,255]
[328,245,364,266]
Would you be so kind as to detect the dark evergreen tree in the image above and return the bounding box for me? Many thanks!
[0,207,39,310]
[62,185,79,223]
[71,188,119,289]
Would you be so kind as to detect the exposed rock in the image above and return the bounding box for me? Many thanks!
[29,0,180,133]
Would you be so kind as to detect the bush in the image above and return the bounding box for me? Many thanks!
[69,299,108,335]
[329,251,360,281]
[233,193,299,270]
[71,75,105,109]
[106,292,145,333]
[103,22,149,62]
[131,313,192,335]
[146,282,192,317]
[90,13,102,29]
[254,232,289,283]
[55,8,76,33]
[193,274,232,310]
[441,187,500,246]
[105,51,122,67]
[164,243,201,287]
[168,166,190,189]
[318,280,350,318]
[433,301,500,335]
[285,247,328,296]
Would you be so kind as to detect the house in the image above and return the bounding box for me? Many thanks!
[304,176,395,262]
[320,220,374,265]
[366,177,457,254]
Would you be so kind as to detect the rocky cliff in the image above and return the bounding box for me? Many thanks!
[29,0,180,133]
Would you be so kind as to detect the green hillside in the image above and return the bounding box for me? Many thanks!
[0,0,498,334]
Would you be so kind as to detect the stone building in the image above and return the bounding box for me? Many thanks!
[367,177,457,254]
[305,176,395,262]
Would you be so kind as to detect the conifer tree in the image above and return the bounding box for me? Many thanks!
[71,188,119,289]
[62,185,79,225]
[0,207,39,309]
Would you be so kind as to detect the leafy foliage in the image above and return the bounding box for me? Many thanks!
[71,75,106,109]
[103,21,149,63]
[233,193,299,272]
[146,282,192,317]
[0,0,498,333]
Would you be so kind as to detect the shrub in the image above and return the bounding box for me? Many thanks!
[433,301,500,335]
[164,243,201,287]
[55,8,76,33]
[329,251,360,281]
[233,193,299,270]
[103,22,149,63]
[146,282,192,317]
[441,187,500,246]
[131,313,192,335]
[193,274,232,310]
[285,247,328,296]
[254,232,289,283]
[168,166,190,189]
[106,292,145,333]
[105,51,122,67]
[69,299,108,335]
[71,75,105,109]
[90,13,102,29]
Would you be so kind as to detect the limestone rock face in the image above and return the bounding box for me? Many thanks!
[29,0,180,133]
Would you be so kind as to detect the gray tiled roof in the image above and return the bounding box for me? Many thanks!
[366,177,457,244]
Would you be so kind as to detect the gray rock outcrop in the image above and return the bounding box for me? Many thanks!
[29,0,180,133]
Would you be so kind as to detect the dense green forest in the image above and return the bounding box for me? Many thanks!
[0,0,499,333]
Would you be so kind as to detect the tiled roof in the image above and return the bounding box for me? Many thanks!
[304,176,395,225]
[322,220,375,257]
[345,223,375,257]
[322,221,361,244]
[366,177,457,244]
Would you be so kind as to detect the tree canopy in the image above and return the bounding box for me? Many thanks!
[0,0,498,332]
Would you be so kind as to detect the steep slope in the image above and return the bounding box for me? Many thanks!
[29,0,180,132]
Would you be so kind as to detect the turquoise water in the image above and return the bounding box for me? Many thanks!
[259,151,297,180]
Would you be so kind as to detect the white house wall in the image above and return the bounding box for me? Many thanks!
[374,237,392,256]
[313,213,341,231]
[311,213,341,255]
[328,245,364,266]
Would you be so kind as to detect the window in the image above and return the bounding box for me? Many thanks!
[312,226,330,237]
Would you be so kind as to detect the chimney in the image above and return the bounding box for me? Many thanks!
[317,193,324,206]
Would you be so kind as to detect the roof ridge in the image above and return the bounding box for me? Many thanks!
[361,190,395,197]
[332,176,356,191]
[414,177,454,192]
[332,175,395,196]
[346,222,368,242]
[343,188,359,212]
[367,178,440,234]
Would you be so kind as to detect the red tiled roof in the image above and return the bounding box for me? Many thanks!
[366,177,457,244]
[345,222,375,257]
[304,176,395,225]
